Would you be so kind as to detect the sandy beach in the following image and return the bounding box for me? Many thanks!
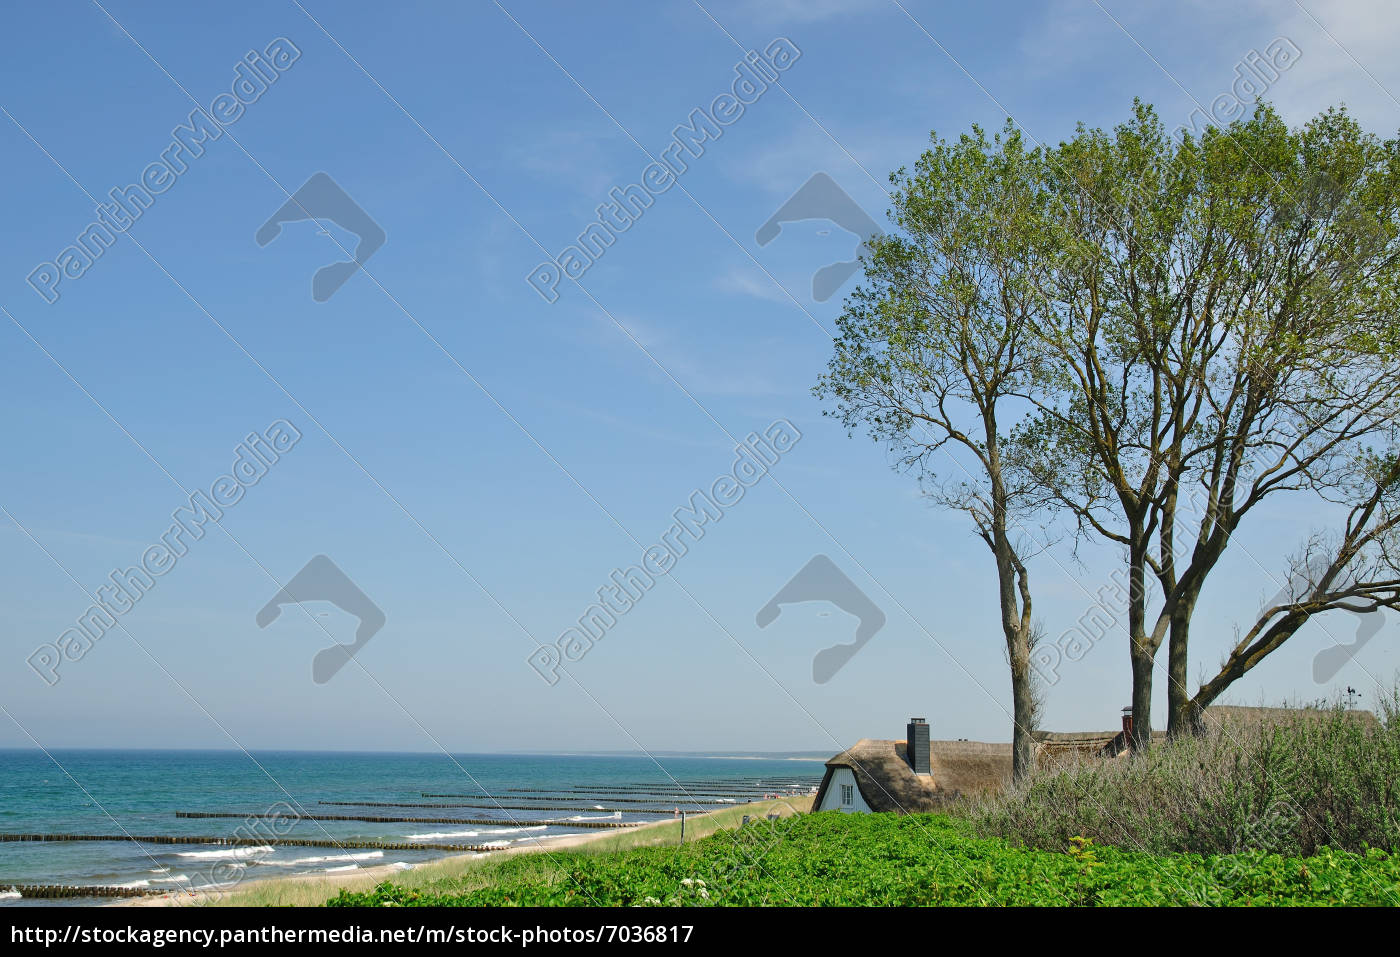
[110,806,756,908]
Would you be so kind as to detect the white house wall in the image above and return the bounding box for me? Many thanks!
[817,767,872,813]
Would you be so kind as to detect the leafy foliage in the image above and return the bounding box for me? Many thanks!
[327,809,1400,908]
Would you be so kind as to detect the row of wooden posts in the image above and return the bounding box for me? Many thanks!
[174,811,637,829]
[0,833,505,852]
[5,884,168,900]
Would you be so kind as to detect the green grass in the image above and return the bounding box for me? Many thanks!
[326,810,1400,907]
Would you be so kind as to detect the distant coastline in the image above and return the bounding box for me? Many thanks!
[513,751,830,762]
[0,747,833,759]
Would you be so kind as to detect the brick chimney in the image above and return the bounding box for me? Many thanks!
[906,717,930,775]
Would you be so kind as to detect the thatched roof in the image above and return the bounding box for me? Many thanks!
[1034,729,1121,750]
[929,740,1014,794]
[1036,705,1380,759]
[814,738,1011,813]
[1032,728,1123,767]
[1202,704,1379,731]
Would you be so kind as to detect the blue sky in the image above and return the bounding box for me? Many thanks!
[2,0,1397,755]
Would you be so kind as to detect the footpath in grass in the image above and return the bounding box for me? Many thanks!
[326,811,1400,907]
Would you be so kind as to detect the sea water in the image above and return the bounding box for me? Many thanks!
[0,749,820,906]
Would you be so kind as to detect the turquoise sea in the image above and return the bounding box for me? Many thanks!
[0,750,822,906]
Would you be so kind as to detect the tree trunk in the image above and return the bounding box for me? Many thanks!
[1187,610,1311,728]
[989,471,1035,783]
[1129,639,1155,751]
[1187,674,1230,732]
[1126,541,1154,751]
[1009,640,1036,782]
[1165,596,1195,738]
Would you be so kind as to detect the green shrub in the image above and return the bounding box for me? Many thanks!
[960,693,1400,857]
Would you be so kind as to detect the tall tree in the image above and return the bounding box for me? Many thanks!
[1019,102,1216,748]
[1025,103,1400,741]
[816,125,1053,781]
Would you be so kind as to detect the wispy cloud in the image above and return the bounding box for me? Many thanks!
[509,126,623,206]
[1014,0,1124,79]
[1259,0,1400,124]
[736,0,884,26]
[715,265,793,303]
[576,310,791,398]
[725,121,908,198]
[1056,0,1400,131]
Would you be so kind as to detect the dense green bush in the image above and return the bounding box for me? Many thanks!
[327,812,1400,907]
[961,695,1400,857]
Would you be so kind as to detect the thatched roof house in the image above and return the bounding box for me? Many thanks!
[813,719,1012,813]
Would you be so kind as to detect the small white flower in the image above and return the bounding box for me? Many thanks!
[680,878,694,886]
